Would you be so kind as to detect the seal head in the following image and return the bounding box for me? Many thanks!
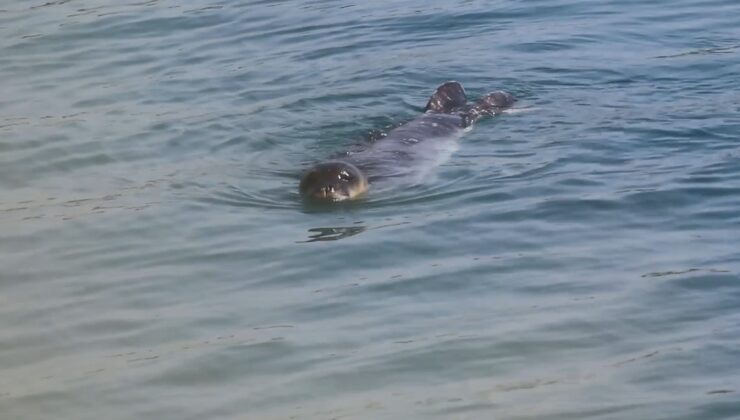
[299,161,368,201]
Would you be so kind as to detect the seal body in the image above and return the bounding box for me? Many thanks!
[299,81,514,201]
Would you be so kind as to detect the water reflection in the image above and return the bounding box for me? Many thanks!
[301,226,367,242]
[300,221,409,242]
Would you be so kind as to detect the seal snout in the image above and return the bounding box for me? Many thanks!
[299,161,368,202]
[316,185,337,199]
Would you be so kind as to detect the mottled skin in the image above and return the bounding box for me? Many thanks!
[299,81,514,201]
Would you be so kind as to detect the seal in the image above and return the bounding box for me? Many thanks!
[299,81,515,201]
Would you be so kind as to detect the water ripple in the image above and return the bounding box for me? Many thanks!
[2,0,740,419]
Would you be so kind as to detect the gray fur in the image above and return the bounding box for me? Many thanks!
[299,81,515,200]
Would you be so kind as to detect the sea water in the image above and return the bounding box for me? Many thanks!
[1,1,740,419]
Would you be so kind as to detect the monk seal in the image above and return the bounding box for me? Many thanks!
[299,81,515,201]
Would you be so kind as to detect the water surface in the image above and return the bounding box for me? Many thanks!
[1,0,740,419]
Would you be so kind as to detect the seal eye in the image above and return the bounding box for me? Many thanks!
[338,170,353,182]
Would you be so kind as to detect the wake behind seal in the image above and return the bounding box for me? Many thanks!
[299,81,515,202]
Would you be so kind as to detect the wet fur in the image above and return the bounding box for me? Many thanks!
[299,81,514,201]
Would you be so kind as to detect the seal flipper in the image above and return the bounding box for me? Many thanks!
[477,91,516,113]
[462,90,516,126]
[425,81,467,113]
